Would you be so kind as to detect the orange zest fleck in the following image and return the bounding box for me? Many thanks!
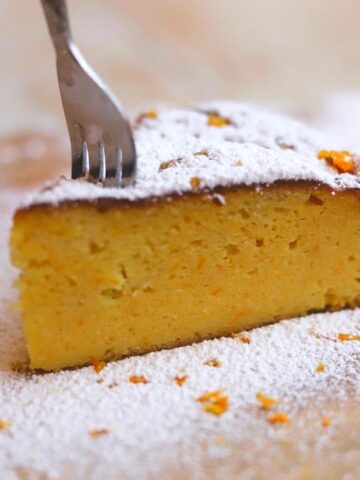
[90,358,106,373]
[256,392,280,411]
[338,333,360,342]
[207,112,231,127]
[197,389,229,416]
[267,412,289,424]
[338,333,351,341]
[316,362,326,373]
[321,416,331,427]
[145,109,157,119]
[0,419,10,431]
[129,375,149,384]
[89,428,109,438]
[175,375,188,387]
[318,150,356,174]
[190,176,201,190]
[135,109,158,126]
[204,359,222,368]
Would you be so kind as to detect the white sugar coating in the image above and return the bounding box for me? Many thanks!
[1,190,360,479]
[21,101,360,208]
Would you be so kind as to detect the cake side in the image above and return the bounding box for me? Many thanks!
[11,182,360,370]
[20,101,360,209]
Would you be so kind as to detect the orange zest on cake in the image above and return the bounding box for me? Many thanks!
[338,332,360,341]
[318,150,357,174]
[89,428,109,438]
[197,389,229,416]
[174,375,188,386]
[90,358,106,373]
[267,412,289,424]
[207,112,231,127]
[0,420,10,431]
[321,416,331,427]
[135,109,158,126]
[204,359,222,368]
[129,375,149,384]
[10,101,360,371]
[316,362,326,373]
[256,392,280,410]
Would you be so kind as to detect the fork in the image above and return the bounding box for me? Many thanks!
[40,0,136,187]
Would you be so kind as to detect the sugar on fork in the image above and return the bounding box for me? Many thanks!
[40,0,136,187]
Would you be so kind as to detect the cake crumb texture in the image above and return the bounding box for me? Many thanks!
[11,182,360,371]
[1,189,360,479]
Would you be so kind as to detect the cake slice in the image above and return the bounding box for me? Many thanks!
[10,102,360,371]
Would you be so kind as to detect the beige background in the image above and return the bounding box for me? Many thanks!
[1,0,360,135]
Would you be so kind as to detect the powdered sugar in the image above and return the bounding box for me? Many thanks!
[21,101,360,208]
[1,189,360,479]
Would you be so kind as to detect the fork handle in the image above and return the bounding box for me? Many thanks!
[40,0,72,53]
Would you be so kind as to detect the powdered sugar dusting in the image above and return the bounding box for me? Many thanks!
[21,101,360,208]
[1,188,360,479]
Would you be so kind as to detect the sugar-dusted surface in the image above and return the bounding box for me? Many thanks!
[22,101,360,208]
[1,189,360,480]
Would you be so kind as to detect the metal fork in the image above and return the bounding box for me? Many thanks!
[40,0,136,187]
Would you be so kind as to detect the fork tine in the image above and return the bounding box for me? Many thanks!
[120,136,137,186]
[88,144,100,181]
[71,141,83,179]
[115,148,122,187]
[82,141,90,178]
[98,143,106,183]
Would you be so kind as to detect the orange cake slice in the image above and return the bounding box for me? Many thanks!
[10,101,360,371]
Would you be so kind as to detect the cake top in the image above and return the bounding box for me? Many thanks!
[23,101,360,206]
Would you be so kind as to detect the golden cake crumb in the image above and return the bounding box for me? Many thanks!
[129,375,149,384]
[207,112,231,127]
[159,158,182,170]
[316,362,326,373]
[321,416,331,427]
[194,149,209,157]
[204,359,222,368]
[233,160,243,167]
[90,358,106,373]
[231,332,251,344]
[318,150,356,173]
[267,412,289,424]
[0,419,10,431]
[89,428,109,438]
[175,375,188,387]
[256,392,280,410]
[197,390,229,416]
